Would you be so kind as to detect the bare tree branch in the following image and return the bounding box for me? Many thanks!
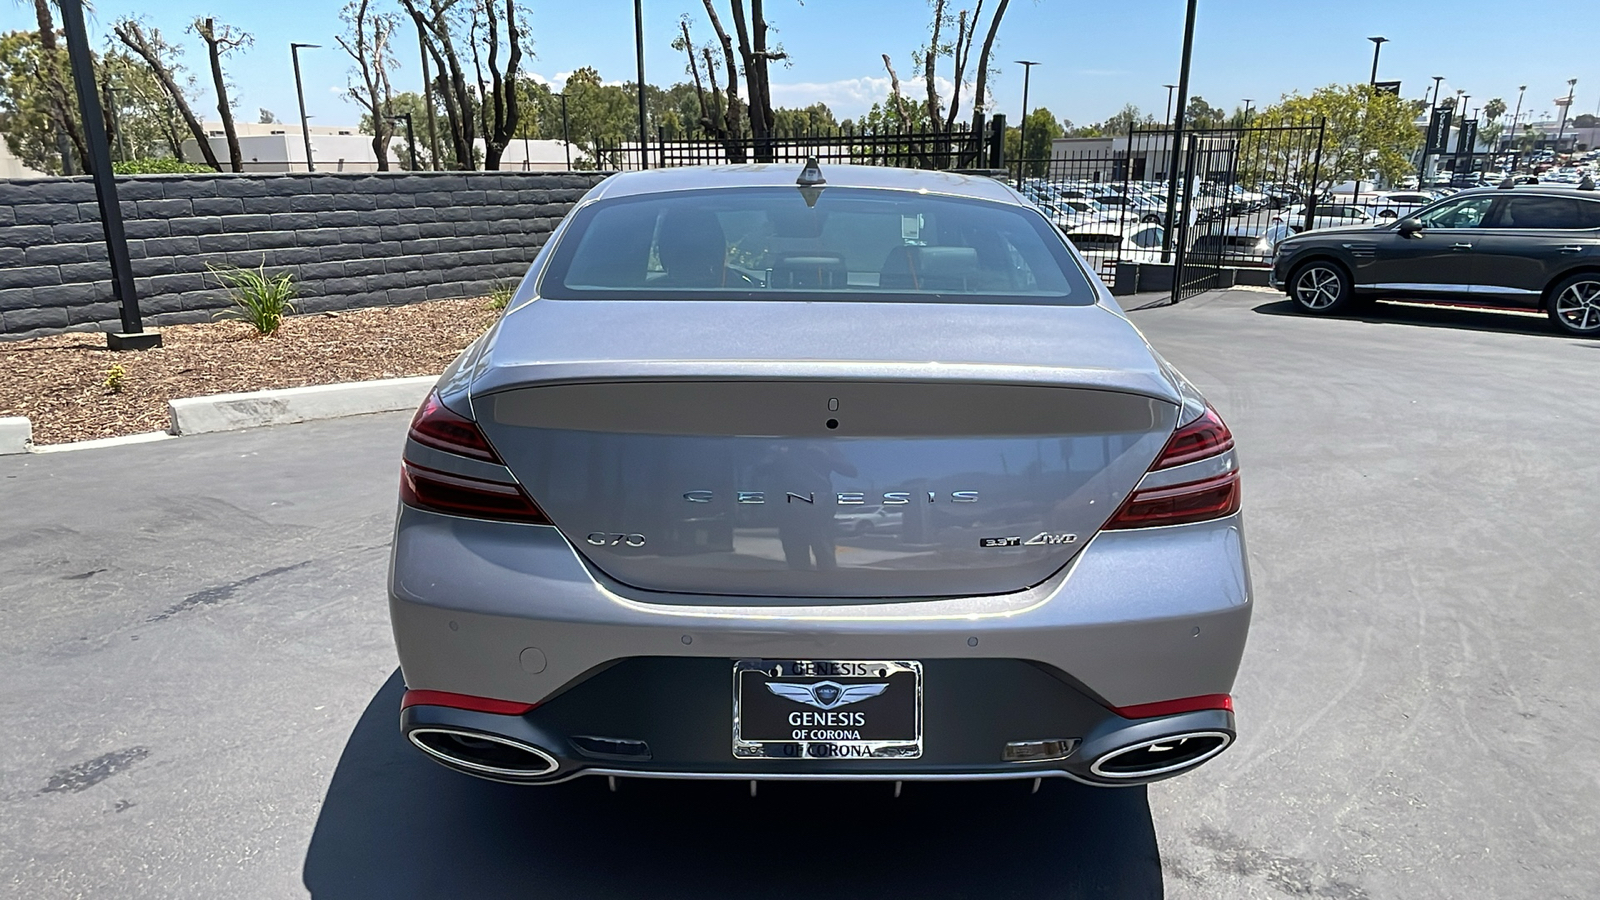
[114,18,221,171]
[191,17,252,172]
[882,54,911,129]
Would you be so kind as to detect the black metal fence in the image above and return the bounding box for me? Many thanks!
[1010,121,1328,296]
[591,116,1007,173]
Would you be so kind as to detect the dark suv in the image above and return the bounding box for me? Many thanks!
[1270,185,1600,336]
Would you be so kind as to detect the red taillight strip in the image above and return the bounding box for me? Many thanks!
[401,689,536,716]
[400,461,553,524]
[1103,470,1240,530]
[409,392,502,463]
[1155,406,1234,470]
[1113,693,1233,719]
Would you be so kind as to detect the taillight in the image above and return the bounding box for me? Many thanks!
[401,392,552,524]
[410,391,501,462]
[400,462,551,523]
[1104,405,1240,530]
[1154,406,1233,469]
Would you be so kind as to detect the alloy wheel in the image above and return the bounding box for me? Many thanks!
[1553,280,1600,334]
[1293,265,1344,311]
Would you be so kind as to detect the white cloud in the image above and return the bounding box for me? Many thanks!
[769,75,957,118]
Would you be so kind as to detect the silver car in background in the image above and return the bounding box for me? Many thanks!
[390,163,1252,788]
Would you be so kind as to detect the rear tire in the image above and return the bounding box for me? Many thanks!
[1548,273,1600,337]
[1289,261,1356,314]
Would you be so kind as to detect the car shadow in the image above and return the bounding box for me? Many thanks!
[302,671,1165,900]
[1250,296,1571,338]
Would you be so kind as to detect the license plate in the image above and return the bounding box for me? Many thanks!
[732,659,923,760]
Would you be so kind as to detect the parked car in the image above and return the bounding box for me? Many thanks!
[1273,203,1373,233]
[1271,183,1600,335]
[1362,191,1435,219]
[390,162,1251,788]
[1187,221,1296,266]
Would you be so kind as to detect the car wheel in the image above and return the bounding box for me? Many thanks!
[1142,213,1162,224]
[1377,209,1397,218]
[1289,261,1355,314]
[1548,273,1600,336]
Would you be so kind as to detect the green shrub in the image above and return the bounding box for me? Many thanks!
[112,157,216,175]
[209,262,299,335]
[487,279,515,310]
[103,363,126,394]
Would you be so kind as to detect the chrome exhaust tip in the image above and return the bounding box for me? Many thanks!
[1088,731,1232,780]
[408,727,560,779]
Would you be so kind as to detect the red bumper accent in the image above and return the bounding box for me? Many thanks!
[401,689,536,716]
[1113,693,1233,719]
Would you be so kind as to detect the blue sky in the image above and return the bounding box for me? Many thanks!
[8,0,1597,128]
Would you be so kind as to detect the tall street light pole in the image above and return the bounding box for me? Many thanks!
[1367,36,1388,85]
[555,92,571,170]
[1241,98,1253,125]
[1162,0,1198,264]
[1163,83,1177,131]
[1015,60,1039,181]
[58,0,154,348]
[1428,76,1444,110]
[1510,84,1526,164]
[1555,78,1577,152]
[633,0,648,169]
[291,42,319,172]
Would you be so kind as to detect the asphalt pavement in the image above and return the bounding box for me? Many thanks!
[2,289,1597,899]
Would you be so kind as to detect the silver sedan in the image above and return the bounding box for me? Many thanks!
[389,163,1252,788]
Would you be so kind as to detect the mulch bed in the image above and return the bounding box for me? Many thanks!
[0,298,500,445]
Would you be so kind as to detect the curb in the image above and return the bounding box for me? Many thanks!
[1,375,436,455]
[168,376,437,435]
[0,416,30,455]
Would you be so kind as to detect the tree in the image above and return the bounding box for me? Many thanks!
[20,0,88,171]
[114,18,221,171]
[1003,106,1063,176]
[367,89,455,169]
[1575,114,1597,129]
[1249,84,1425,194]
[337,0,400,170]
[1184,95,1225,129]
[466,0,527,170]
[258,108,279,124]
[771,101,837,137]
[191,17,252,173]
[400,0,477,170]
[890,0,1012,138]
[1482,97,1507,122]
[674,5,747,160]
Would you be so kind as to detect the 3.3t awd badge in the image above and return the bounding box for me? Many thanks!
[980,532,1078,548]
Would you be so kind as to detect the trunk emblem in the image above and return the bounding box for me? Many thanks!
[683,491,977,504]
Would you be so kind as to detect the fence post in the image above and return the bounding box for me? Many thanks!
[988,113,1006,172]
[1305,118,1326,233]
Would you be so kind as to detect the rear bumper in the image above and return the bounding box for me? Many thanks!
[388,506,1252,782]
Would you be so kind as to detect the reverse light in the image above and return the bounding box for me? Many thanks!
[1104,406,1240,530]
[400,462,552,524]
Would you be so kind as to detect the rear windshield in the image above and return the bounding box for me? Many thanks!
[539,186,1093,305]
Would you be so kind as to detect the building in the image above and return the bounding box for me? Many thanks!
[0,138,48,178]
[180,121,576,172]
[181,121,387,172]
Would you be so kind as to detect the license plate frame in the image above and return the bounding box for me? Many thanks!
[732,659,923,760]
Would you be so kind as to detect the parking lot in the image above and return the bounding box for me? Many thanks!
[2,290,1597,899]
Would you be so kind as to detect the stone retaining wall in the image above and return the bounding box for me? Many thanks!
[0,170,607,339]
